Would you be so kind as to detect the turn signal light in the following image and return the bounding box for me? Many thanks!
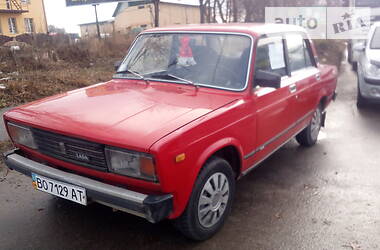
[140,157,156,178]
[175,153,186,163]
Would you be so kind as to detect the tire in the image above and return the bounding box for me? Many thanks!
[357,83,367,109]
[174,157,236,241]
[347,43,353,64]
[352,62,358,72]
[296,106,322,147]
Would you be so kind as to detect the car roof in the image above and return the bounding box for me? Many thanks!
[144,23,306,37]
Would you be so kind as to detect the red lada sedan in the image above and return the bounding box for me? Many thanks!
[3,23,337,240]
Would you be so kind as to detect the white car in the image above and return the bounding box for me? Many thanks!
[348,39,365,71]
[356,22,380,107]
[348,7,380,71]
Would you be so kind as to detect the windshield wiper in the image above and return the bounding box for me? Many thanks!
[115,69,149,85]
[148,73,198,87]
[116,69,143,79]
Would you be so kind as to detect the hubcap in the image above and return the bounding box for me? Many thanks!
[310,109,321,141]
[198,172,230,228]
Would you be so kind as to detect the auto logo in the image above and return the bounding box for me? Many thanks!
[74,152,90,162]
[59,142,66,154]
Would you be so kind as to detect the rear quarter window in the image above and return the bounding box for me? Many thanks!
[286,33,313,72]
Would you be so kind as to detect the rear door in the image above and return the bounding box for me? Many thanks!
[285,33,320,122]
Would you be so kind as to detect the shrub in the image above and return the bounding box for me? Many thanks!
[0,35,12,46]
[314,40,346,71]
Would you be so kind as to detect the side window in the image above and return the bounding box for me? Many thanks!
[286,33,314,72]
[255,36,287,78]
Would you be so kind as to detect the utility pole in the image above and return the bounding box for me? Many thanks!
[93,4,101,39]
[153,0,160,27]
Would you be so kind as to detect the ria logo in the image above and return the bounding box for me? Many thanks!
[266,7,371,39]
[74,152,90,161]
[332,11,369,34]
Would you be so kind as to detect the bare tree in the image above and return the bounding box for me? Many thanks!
[200,0,205,23]
[198,0,345,24]
[199,0,230,23]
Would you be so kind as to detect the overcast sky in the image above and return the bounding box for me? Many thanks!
[44,0,198,34]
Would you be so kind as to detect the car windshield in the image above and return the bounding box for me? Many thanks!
[115,33,252,91]
[370,27,380,49]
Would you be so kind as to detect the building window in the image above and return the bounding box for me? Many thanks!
[8,18,17,34]
[6,0,11,9]
[24,18,34,33]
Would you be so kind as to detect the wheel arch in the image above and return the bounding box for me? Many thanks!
[195,138,243,180]
[211,145,242,179]
[315,95,328,127]
[319,95,328,110]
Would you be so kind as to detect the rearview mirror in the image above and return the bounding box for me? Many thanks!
[353,42,365,52]
[114,60,122,71]
[254,70,282,89]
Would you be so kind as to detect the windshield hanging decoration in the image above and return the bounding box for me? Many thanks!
[177,36,197,67]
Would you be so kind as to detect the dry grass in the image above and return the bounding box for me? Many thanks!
[0,140,12,174]
[0,60,115,108]
[0,140,12,154]
[0,33,135,109]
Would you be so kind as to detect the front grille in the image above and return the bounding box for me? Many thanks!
[32,128,107,171]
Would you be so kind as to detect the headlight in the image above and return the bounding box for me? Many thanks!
[7,122,37,149]
[105,147,157,182]
[364,59,380,77]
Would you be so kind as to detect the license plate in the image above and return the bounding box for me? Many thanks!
[32,173,87,205]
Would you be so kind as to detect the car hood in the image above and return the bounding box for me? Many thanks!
[5,79,239,151]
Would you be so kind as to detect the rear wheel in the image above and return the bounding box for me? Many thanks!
[296,106,322,147]
[174,157,235,241]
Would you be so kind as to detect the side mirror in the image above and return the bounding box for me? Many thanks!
[353,42,365,52]
[254,70,282,89]
[114,60,122,71]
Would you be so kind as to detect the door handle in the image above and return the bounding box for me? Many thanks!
[289,83,297,93]
[315,73,321,81]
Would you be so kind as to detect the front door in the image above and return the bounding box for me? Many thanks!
[244,35,297,168]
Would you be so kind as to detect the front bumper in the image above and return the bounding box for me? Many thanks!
[359,77,380,100]
[3,149,173,223]
[358,69,380,100]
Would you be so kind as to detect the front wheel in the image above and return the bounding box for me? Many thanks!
[296,107,322,147]
[174,157,236,241]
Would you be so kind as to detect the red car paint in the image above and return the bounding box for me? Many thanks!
[3,24,338,219]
